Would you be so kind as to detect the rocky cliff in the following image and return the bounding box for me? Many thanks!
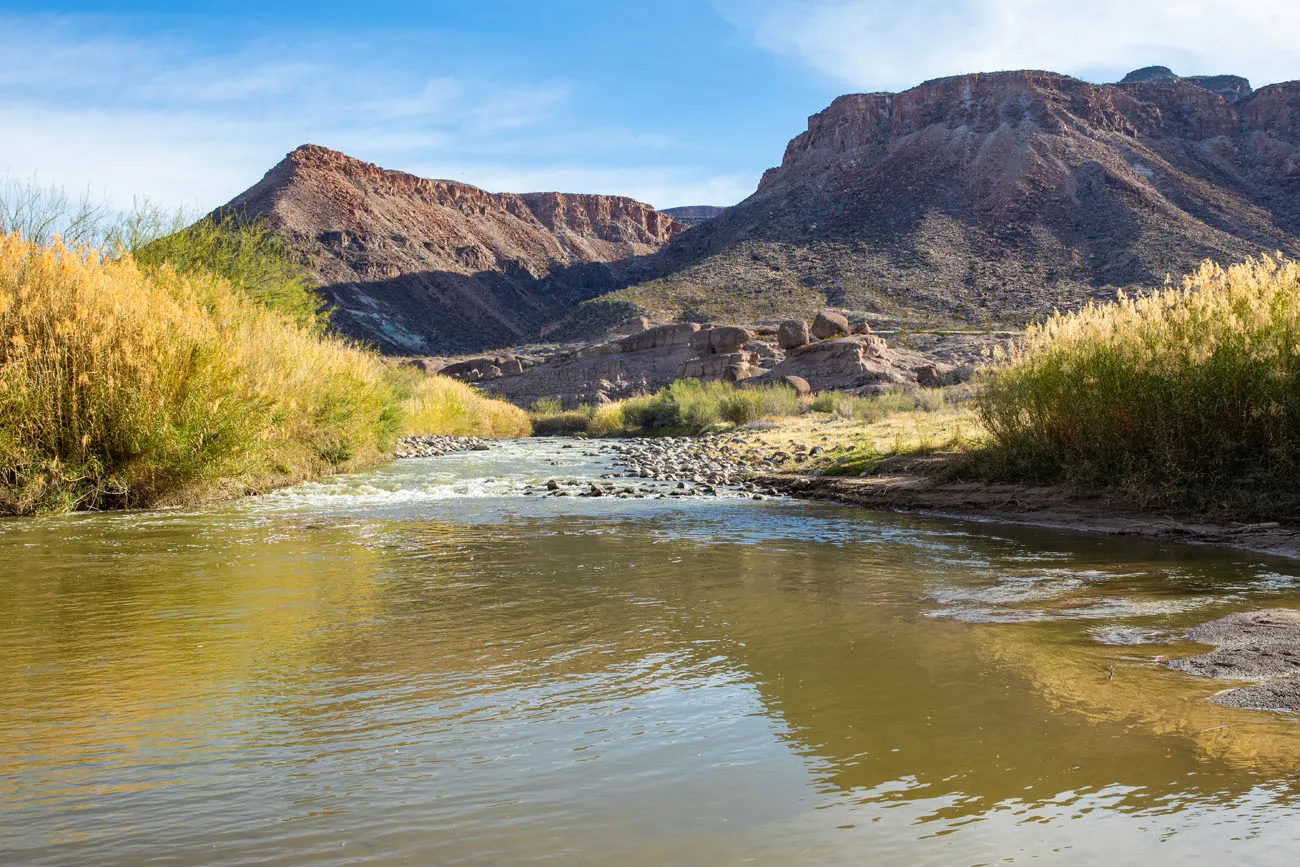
[572,68,1300,330]
[217,145,683,354]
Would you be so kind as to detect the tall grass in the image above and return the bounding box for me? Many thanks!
[392,370,531,438]
[0,234,398,513]
[1,177,322,327]
[976,255,1300,508]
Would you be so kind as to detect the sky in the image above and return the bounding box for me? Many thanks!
[1,0,1298,213]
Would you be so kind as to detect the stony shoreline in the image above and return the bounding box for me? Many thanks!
[393,435,491,458]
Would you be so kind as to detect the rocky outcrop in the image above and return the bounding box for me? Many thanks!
[761,336,905,392]
[215,145,684,354]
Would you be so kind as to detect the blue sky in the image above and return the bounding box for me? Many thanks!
[2,1,1298,212]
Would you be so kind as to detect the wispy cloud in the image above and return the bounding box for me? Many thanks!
[721,0,1300,92]
[0,14,739,211]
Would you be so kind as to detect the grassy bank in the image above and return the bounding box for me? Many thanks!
[0,233,527,515]
[530,378,968,438]
[973,255,1300,515]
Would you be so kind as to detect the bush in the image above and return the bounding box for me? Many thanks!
[976,255,1300,505]
[0,234,397,514]
[720,390,765,425]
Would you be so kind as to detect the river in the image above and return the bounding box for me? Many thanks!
[4,439,1300,865]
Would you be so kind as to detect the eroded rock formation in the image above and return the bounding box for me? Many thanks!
[217,145,684,354]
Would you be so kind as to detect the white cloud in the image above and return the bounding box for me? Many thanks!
[722,0,1300,92]
[0,14,729,214]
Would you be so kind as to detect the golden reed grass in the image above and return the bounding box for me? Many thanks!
[0,234,526,514]
[978,255,1300,507]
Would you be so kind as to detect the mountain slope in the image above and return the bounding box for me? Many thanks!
[571,68,1300,330]
[218,145,683,354]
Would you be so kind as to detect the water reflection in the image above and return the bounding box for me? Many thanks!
[3,440,1300,864]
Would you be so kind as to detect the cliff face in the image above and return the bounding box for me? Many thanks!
[615,68,1300,330]
[218,145,683,354]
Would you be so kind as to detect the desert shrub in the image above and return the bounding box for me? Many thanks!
[976,255,1300,506]
[0,234,397,514]
[809,388,949,422]
[531,396,563,414]
[392,371,531,439]
[720,389,765,425]
[756,383,803,418]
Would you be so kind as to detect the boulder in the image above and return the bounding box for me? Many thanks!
[812,310,849,339]
[499,358,525,376]
[689,325,752,355]
[914,361,975,388]
[613,315,652,336]
[677,352,759,383]
[439,357,502,380]
[914,364,945,388]
[851,321,873,335]
[767,336,901,391]
[617,322,701,353]
[405,357,441,374]
[778,319,811,350]
[744,340,783,366]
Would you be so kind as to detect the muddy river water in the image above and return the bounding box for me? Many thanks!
[4,439,1300,865]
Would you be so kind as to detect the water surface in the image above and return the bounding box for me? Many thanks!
[4,439,1300,865]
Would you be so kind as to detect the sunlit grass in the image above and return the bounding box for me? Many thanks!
[976,255,1300,511]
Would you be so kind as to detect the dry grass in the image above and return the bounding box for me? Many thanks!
[395,371,531,438]
[976,255,1300,512]
[0,234,400,513]
[0,234,528,514]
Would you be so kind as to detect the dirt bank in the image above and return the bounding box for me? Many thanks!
[762,470,1300,562]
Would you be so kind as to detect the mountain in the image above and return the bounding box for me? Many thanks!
[217,144,683,354]
[660,206,726,227]
[564,67,1300,331]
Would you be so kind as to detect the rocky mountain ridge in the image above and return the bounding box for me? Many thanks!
[564,67,1300,334]
[217,144,684,354]
[220,65,1300,355]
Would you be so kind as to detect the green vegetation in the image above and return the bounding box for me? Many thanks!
[135,214,325,330]
[528,378,965,438]
[0,179,531,515]
[974,255,1300,514]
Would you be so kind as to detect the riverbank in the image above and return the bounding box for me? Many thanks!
[761,468,1300,561]
[531,420,1300,561]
